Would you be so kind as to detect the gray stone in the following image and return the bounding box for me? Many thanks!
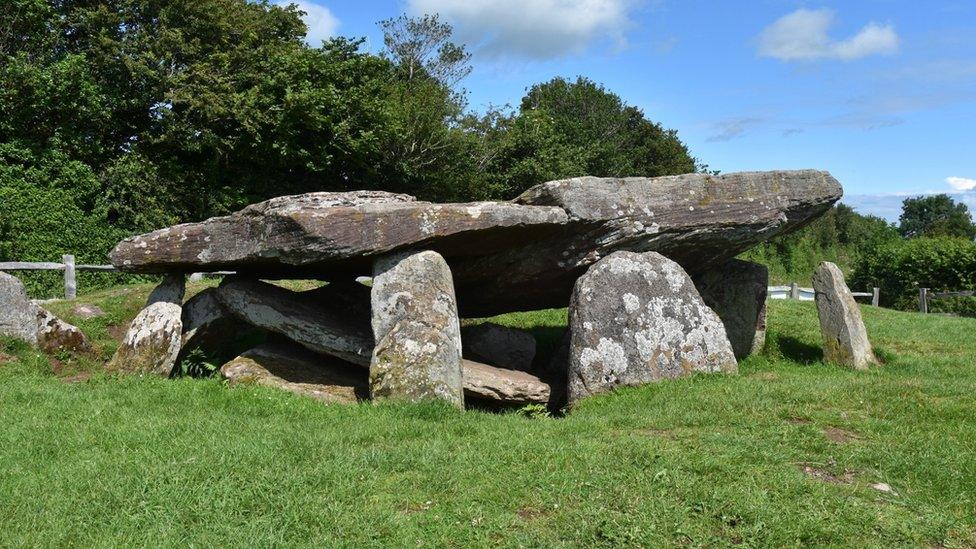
[693,259,768,359]
[111,171,842,317]
[216,277,373,366]
[0,272,41,345]
[461,359,550,405]
[461,322,536,372]
[220,342,367,404]
[1,272,90,353]
[370,250,464,408]
[107,274,185,375]
[567,251,737,405]
[181,288,227,346]
[812,262,877,369]
[36,308,90,353]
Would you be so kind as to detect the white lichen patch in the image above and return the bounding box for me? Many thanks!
[622,293,641,313]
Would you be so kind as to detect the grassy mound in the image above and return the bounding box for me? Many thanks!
[0,284,974,546]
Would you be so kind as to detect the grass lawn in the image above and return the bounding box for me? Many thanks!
[1,283,975,546]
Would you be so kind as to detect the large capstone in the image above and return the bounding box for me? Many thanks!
[111,170,842,316]
[812,261,878,369]
[567,251,737,405]
[693,259,768,359]
[370,250,464,408]
[107,274,185,375]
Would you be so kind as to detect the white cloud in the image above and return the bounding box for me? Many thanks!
[947,176,976,191]
[706,117,763,142]
[758,8,898,61]
[277,1,339,46]
[407,0,635,59]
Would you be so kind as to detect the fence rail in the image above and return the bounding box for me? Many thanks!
[0,255,115,299]
[918,287,976,314]
[769,282,879,305]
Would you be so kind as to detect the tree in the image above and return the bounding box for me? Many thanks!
[898,194,976,240]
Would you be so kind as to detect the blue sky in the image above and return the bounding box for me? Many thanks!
[283,0,976,221]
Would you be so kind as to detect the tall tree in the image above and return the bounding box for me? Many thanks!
[899,194,976,240]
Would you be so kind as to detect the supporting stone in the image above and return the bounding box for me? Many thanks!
[812,262,878,370]
[461,359,550,406]
[370,250,464,408]
[567,251,737,405]
[460,322,536,372]
[693,259,768,360]
[107,273,185,375]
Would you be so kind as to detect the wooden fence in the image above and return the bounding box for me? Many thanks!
[769,283,879,306]
[917,288,976,314]
[0,255,115,299]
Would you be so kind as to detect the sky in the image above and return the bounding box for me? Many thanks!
[280,0,976,222]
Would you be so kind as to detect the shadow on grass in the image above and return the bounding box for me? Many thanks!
[768,334,823,365]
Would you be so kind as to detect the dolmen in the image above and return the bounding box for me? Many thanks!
[107,170,842,409]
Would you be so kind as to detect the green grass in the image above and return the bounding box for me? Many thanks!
[1,285,975,546]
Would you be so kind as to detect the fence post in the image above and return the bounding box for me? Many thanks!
[872,287,880,307]
[62,254,76,299]
[789,282,799,300]
[918,287,928,314]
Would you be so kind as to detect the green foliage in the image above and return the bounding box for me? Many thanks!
[898,194,976,240]
[851,236,976,316]
[741,204,900,285]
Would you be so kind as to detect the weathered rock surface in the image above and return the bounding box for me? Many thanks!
[216,277,373,366]
[107,274,185,375]
[1,272,90,353]
[812,262,877,369]
[36,308,90,353]
[461,359,550,405]
[693,259,768,359]
[370,250,464,407]
[461,322,536,372]
[181,288,227,345]
[0,272,42,345]
[567,251,737,404]
[220,342,367,403]
[111,170,842,316]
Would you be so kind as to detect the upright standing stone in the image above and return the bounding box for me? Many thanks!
[107,273,185,376]
[693,259,768,359]
[567,251,737,405]
[0,272,41,345]
[812,262,877,369]
[370,250,464,408]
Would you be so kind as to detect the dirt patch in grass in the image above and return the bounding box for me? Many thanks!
[823,426,861,443]
[516,507,550,521]
[107,323,129,342]
[61,372,92,384]
[799,463,855,484]
[401,501,433,514]
[785,416,811,425]
[0,352,13,365]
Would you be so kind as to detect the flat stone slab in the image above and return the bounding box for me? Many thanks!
[111,170,842,316]
[567,251,737,405]
[220,342,367,404]
[461,359,550,405]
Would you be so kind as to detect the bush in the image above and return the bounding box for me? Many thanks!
[851,237,976,316]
